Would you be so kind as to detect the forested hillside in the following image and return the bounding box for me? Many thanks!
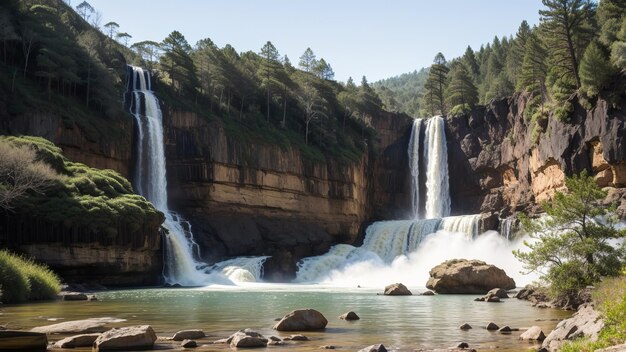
[375,0,626,122]
[0,0,389,163]
[372,68,429,117]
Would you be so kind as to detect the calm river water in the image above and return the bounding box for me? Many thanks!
[0,285,571,351]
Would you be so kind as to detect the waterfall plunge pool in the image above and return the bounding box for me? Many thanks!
[2,286,570,351]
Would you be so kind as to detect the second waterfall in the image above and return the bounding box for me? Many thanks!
[408,116,450,219]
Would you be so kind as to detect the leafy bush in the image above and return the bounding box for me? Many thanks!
[21,257,62,301]
[0,251,31,303]
[0,250,61,303]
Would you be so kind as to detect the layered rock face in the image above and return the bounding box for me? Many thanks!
[0,112,132,177]
[162,109,412,268]
[447,93,626,217]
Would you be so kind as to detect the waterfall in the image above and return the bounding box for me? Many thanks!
[127,66,267,286]
[128,66,210,286]
[295,215,480,283]
[499,217,519,240]
[407,119,424,219]
[407,116,450,219]
[424,116,450,218]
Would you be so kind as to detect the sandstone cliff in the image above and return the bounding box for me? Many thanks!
[447,92,626,219]
[162,109,412,278]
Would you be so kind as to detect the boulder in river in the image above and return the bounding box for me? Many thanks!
[383,283,412,295]
[421,290,435,296]
[31,317,125,334]
[358,344,387,352]
[459,323,472,330]
[93,325,157,351]
[519,326,546,341]
[0,331,47,351]
[486,288,509,298]
[172,329,205,341]
[181,339,197,348]
[426,259,516,294]
[229,330,267,348]
[542,304,603,351]
[273,309,328,331]
[339,311,360,320]
[486,322,499,330]
[58,291,89,301]
[54,333,101,348]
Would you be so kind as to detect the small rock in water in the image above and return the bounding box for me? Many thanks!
[383,283,412,296]
[498,326,512,333]
[339,311,360,320]
[486,322,499,330]
[172,329,205,341]
[268,340,284,345]
[486,288,509,298]
[268,336,281,341]
[459,323,472,330]
[93,325,157,351]
[421,290,435,296]
[273,309,328,331]
[54,333,100,348]
[320,345,336,349]
[289,334,309,341]
[358,344,387,352]
[58,292,88,301]
[181,339,197,348]
[456,341,469,348]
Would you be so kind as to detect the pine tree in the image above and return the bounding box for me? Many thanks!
[423,52,449,116]
[509,21,533,87]
[610,19,626,68]
[445,62,478,116]
[298,48,316,73]
[462,46,480,79]
[160,31,199,96]
[259,41,280,122]
[539,0,596,90]
[579,40,615,97]
[514,171,626,297]
[519,31,549,121]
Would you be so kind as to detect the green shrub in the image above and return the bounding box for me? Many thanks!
[0,251,31,304]
[21,257,61,301]
[0,250,61,303]
[561,276,626,351]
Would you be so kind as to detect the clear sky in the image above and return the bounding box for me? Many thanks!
[83,0,544,82]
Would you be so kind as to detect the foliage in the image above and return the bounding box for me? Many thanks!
[0,139,59,210]
[423,52,449,116]
[372,68,429,116]
[0,136,163,236]
[561,276,626,352]
[0,249,61,303]
[445,62,478,115]
[514,171,626,297]
[579,40,616,98]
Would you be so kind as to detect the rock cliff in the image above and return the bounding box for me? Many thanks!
[446,92,626,219]
[161,108,412,278]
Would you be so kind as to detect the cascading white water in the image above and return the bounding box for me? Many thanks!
[128,66,265,285]
[424,116,450,218]
[128,66,210,286]
[295,215,480,283]
[407,119,424,219]
[407,116,451,219]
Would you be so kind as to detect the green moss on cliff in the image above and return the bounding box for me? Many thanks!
[1,136,163,236]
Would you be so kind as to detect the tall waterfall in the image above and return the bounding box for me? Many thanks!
[295,215,480,283]
[127,66,266,285]
[407,116,450,219]
[408,119,424,219]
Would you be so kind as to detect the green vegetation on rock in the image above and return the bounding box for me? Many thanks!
[0,249,61,303]
[561,276,626,351]
[514,171,626,298]
[0,136,163,236]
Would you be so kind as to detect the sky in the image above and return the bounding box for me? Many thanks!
[82,0,544,82]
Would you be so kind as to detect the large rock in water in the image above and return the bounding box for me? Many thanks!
[30,317,125,334]
[426,259,516,294]
[54,333,101,348]
[93,325,157,351]
[0,331,47,351]
[384,283,412,295]
[273,309,328,331]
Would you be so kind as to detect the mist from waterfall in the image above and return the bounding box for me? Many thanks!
[127,66,265,285]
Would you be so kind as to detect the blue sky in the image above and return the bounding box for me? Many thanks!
[83,0,544,82]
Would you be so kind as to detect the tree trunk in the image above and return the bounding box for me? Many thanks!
[305,119,310,145]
